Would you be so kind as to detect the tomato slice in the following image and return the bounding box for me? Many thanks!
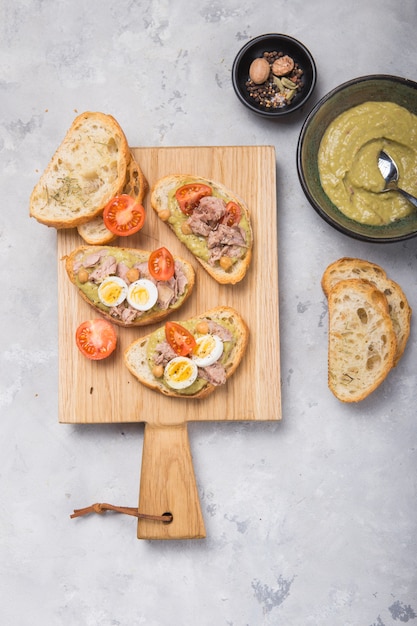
[165,321,197,356]
[221,201,242,227]
[76,319,117,361]
[103,194,146,236]
[175,183,212,215]
[148,247,175,281]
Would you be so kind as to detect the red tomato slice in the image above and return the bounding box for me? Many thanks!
[221,201,242,227]
[148,247,175,281]
[165,321,197,356]
[175,183,212,215]
[103,194,146,236]
[76,319,117,361]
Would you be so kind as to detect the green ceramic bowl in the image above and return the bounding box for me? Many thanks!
[296,75,417,242]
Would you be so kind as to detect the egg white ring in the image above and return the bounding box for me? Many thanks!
[98,275,128,307]
[192,334,223,367]
[164,356,198,390]
[127,279,158,311]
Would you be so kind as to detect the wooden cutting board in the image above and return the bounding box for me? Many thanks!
[58,145,281,539]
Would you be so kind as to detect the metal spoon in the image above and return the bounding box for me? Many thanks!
[377,150,417,209]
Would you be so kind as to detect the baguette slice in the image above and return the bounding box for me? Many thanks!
[65,245,195,327]
[327,278,397,402]
[322,257,411,365]
[151,175,253,284]
[30,111,131,228]
[124,306,249,399]
[77,151,148,244]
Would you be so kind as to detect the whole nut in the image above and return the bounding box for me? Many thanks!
[272,55,295,77]
[249,57,270,84]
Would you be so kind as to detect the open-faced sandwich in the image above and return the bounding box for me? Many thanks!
[151,175,253,284]
[124,306,249,398]
[29,111,148,244]
[65,245,195,327]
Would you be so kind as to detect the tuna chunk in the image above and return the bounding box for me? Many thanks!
[186,195,226,236]
[154,341,178,366]
[89,255,118,283]
[198,361,227,386]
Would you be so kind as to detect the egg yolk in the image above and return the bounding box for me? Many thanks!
[130,285,150,306]
[164,356,198,389]
[100,282,124,305]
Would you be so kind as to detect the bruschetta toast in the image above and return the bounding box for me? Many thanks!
[65,245,195,327]
[124,306,249,398]
[151,175,253,284]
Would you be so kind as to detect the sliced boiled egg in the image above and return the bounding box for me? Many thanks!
[98,276,128,307]
[192,334,223,367]
[164,356,198,390]
[127,278,158,311]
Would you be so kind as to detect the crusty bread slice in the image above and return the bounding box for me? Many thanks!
[76,151,148,245]
[76,213,118,245]
[327,278,397,402]
[30,112,131,228]
[124,306,249,398]
[65,245,195,327]
[322,257,411,365]
[151,175,253,284]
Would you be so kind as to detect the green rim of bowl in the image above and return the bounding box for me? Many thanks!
[297,74,417,242]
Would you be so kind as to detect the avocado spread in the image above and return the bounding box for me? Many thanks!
[318,101,417,225]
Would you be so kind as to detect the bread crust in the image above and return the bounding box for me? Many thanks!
[65,245,195,327]
[327,278,397,402]
[322,257,411,365]
[30,112,132,228]
[151,175,253,284]
[124,306,249,398]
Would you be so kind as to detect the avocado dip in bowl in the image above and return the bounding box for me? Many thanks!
[297,75,417,242]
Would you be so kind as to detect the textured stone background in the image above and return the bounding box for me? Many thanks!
[1,1,417,624]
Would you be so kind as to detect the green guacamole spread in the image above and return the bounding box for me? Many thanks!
[318,101,417,225]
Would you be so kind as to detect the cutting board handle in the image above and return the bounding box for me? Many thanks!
[137,422,206,540]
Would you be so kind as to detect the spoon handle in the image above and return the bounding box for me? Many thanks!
[398,187,417,210]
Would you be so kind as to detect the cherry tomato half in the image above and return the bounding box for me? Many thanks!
[165,321,197,356]
[148,247,175,281]
[75,319,117,361]
[221,201,242,227]
[175,183,212,215]
[103,194,146,236]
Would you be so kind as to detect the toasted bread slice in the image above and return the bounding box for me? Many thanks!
[77,151,148,245]
[30,112,131,228]
[124,306,249,398]
[327,278,397,402]
[322,257,411,365]
[151,175,253,284]
[65,245,195,327]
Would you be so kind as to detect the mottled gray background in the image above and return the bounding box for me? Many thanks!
[1,1,416,625]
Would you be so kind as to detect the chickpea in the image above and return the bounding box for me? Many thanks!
[195,320,209,335]
[77,268,89,284]
[126,267,140,283]
[219,256,234,271]
[152,364,164,378]
[159,209,171,222]
[181,221,192,235]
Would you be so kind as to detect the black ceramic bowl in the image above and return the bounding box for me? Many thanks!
[297,74,417,242]
[231,33,317,118]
